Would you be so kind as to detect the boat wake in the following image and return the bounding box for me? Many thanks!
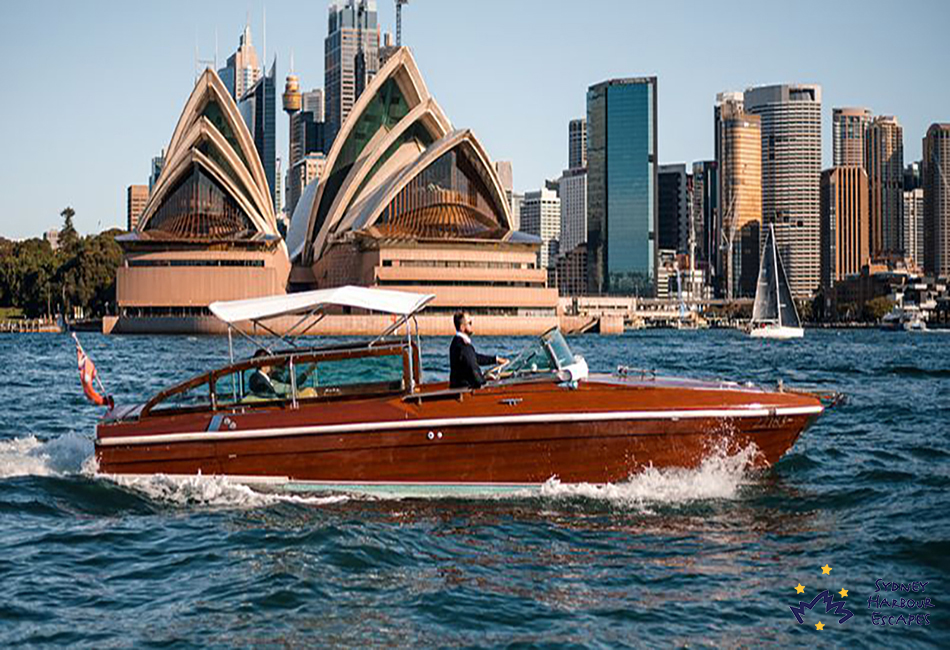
[0,433,93,479]
[107,473,350,509]
[535,444,761,509]
[0,434,346,509]
[2,433,760,510]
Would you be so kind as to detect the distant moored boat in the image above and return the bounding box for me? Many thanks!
[748,224,804,340]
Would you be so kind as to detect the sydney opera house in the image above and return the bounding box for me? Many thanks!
[112,48,557,334]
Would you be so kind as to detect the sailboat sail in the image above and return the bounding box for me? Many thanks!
[774,239,801,329]
[751,226,778,323]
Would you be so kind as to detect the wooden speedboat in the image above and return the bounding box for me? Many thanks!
[95,287,826,495]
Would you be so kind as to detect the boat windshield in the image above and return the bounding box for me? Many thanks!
[143,343,411,416]
[499,328,575,379]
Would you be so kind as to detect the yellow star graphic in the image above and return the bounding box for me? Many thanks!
[795,584,805,594]
[839,588,848,598]
[815,621,825,631]
[821,564,832,575]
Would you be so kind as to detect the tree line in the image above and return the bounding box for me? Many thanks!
[0,207,123,319]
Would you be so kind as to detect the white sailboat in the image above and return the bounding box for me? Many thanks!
[749,224,804,339]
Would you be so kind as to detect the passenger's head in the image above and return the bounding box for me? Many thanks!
[253,348,272,373]
[454,311,473,335]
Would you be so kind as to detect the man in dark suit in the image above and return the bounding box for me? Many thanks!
[449,311,508,389]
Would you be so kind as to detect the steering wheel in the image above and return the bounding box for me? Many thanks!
[485,359,510,381]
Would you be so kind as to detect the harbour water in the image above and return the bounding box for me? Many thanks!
[1,330,947,647]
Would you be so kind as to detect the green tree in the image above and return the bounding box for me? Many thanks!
[836,302,858,322]
[863,296,894,322]
[57,228,123,316]
[796,298,814,323]
[0,224,124,318]
[59,206,79,253]
[0,237,15,306]
[1,238,58,317]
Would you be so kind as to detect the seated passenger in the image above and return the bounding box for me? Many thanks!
[248,350,291,398]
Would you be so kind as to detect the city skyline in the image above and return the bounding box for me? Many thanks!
[1,0,948,240]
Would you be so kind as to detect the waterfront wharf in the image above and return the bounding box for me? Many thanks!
[0,318,62,333]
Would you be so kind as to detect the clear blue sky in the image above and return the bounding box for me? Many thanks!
[1,0,947,240]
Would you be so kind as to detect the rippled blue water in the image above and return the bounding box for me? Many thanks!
[1,330,948,647]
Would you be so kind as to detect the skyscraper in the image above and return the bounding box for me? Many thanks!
[832,107,871,167]
[127,185,148,231]
[509,192,524,232]
[587,77,658,296]
[302,89,325,120]
[820,167,869,288]
[288,153,327,220]
[866,115,904,257]
[325,0,380,149]
[904,161,921,191]
[286,82,327,170]
[744,84,822,297]
[923,123,950,277]
[691,160,718,281]
[569,118,587,170]
[903,188,924,268]
[716,93,762,298]
[218,22,262,101]
[657,164,689,254]
[149,151,165,192]
[240,61,277,211]
[559,166,587,255]
[521,187,561,270]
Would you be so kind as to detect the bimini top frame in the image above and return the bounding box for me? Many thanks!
[209,285,435,391]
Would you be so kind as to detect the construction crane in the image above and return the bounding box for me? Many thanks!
[396,0,409,47]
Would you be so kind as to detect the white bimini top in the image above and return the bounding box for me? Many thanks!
[209,286,435,324]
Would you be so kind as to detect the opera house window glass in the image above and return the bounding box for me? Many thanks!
[375,148,503,239]
[145,166,254,240]
[314,78,410,235]
[350,122,436,208]
[201,100,249,169]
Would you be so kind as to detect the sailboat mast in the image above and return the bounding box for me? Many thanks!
[771,224,781,327]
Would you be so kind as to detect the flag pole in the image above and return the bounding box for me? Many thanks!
[72,332,108,394]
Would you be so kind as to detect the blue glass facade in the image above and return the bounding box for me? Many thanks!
[586,78,657,296]
[239,63,277,212]
[254,64,277,212]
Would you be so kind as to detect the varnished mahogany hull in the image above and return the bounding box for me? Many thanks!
[96,376,823,488]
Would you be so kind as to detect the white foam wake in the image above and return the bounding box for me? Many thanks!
[104,473,349,509]
[0,433,346,508]
[0,434,94,479]
[535,444,761,508]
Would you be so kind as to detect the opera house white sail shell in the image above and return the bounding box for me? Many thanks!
[288,48,557,322]
[114,69,290,329]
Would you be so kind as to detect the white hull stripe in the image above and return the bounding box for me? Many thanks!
[104,474,538,489]
[103,474,543,496]
[97,405,823,448]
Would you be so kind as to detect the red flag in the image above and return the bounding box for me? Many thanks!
[73,334,112,408]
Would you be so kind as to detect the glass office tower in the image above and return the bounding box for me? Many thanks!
[586,77,658,296]
[240,61,278,211]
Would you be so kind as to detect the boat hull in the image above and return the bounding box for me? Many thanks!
[749,325,804,339]
[96,376,822,492]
